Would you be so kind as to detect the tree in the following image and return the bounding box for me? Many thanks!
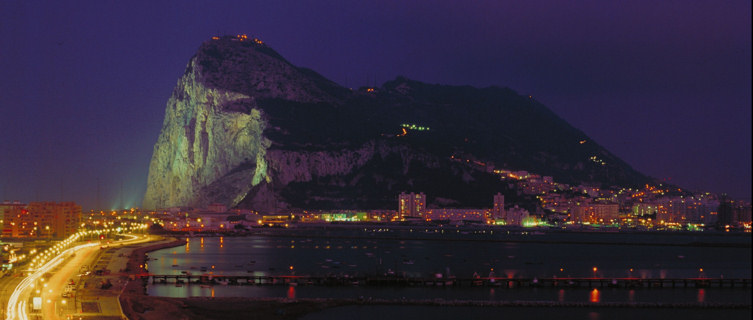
[147,223,166,235]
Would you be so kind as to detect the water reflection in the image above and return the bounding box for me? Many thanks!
[287,285,296,299]
[697,288,705,303]
[149,236,751,279]
[590,288,600,303]
[145,234,751,303]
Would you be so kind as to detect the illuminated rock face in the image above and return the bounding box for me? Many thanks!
[142,57,270,209]
[144,36,651,211]
[143,37,350,210]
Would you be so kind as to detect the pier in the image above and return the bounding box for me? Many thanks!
[143,274,751,289]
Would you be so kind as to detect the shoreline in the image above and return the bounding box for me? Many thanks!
[117,235,750,320]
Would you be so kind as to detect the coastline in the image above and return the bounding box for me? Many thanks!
[116,234,750,320]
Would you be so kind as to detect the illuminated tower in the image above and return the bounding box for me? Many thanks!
[399,192,426,218]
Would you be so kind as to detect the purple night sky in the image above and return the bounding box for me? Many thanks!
[0,1,750,210]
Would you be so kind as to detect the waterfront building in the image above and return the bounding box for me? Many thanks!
[655,197,708,224]
[571,203,619,224]
[424,208,487,223]
[506,205,529,226]
[399,192,426,218]
[717,195,735,227]
[736,203,752,224]
[492,193,505,219]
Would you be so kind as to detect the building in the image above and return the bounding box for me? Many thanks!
[3,202,81,239]
[1,201,27,238]
[571,203,619,224]
[399,192,426,218]
[492,193,505,219]
[30,202,81,238]
[716,195,735,227]
[207,203,228,213]
[632,203,659,217]
[424,208,487,223]
[506,205,529,226]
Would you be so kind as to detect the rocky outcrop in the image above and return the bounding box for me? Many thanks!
[142,57,270,209]
[143,35,651,211]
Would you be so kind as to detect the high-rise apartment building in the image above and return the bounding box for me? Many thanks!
[492,192,505,219]
[1,201,27,238]
[399,192,426,218]
[2,202,81,239]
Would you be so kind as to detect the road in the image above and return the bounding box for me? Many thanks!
[0,271,25,319]
[4,234,156,320]
[40,244,99,320]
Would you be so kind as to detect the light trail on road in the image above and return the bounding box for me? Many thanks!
[5,232,149,320]
[5,242,99,320]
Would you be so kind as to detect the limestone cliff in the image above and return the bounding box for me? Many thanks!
[142,57,270,209]
[143,36,350,210]
[143,35,651,211]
